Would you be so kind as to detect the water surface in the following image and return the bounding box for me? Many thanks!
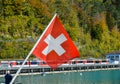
[0,69,120,84]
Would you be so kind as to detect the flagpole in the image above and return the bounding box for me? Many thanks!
[10,13,57,84]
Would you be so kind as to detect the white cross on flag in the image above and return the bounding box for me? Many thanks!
[32,14,80,69]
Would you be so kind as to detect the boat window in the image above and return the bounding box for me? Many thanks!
[110,56,114,61]
[87,61,93,63]
[78,61,83,63]
[102,60,107,62]
[95,60,100,63]
[106,56,110,59]
[42,61,46,64]
[16,61,27,65]
[31,61,38,65]
[72,61,76,64]
[115,56,119,61]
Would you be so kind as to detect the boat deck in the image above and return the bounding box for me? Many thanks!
[0,64,120,77]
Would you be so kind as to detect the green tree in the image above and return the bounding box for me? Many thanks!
[91,24,103,40]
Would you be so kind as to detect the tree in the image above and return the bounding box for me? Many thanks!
[91,24,103,40]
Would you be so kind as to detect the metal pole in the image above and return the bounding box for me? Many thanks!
[10,13,57,84]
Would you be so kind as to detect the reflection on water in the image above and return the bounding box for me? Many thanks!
[0,69,120,84]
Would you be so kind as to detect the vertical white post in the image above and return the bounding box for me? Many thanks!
[10,13,57,84]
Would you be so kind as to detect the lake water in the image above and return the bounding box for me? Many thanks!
[0,69,120,84]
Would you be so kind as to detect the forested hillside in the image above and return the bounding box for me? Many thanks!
[0,0,120,60]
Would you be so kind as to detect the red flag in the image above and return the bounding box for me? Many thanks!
[32,14,80,69]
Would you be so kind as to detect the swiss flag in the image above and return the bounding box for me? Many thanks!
[32,14,80,69]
